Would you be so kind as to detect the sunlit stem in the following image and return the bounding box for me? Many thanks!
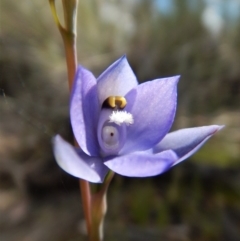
[49,0,92,237]
[79,177,92,236]
[90,171,114,241]
[49,0,78,89]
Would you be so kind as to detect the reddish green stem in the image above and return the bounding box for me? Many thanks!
[49,0,92,237]
[62,33,77,89]
[79,179,92,236]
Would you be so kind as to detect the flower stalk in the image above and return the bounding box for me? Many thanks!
[49,1,105,240]
[49,0,78,88]
[90,171,114,241]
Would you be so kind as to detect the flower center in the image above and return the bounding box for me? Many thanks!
[98,96,133,156]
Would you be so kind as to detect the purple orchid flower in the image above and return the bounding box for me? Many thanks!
[53,56,223,183]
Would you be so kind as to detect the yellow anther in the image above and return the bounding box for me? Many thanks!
[105,96,127,109]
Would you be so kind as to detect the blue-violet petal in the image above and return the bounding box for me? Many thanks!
[53,135,109,183]
[153,125,224,165]
[97,55,138,105]
[70,66,100,156]
[121,76,180,154]
[104,149,177,177]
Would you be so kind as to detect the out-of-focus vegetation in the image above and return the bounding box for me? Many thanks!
[0,0,239,241]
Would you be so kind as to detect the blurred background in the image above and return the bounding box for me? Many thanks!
[0,0,239,240]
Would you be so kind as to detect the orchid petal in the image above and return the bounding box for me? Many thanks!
[70,66,100,156]
[97,55,138,105]
[104,150,177,177]
[153,125,224,165]
[121,76,180,154]
[53,135,109,183]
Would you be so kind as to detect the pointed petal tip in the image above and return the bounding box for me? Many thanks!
[154,75,180,88]
[117,54,129,65]
[176,75,181,82]
[74,65,85,79]
[169,75,181,84]
[209,124,225,134]
[217,125,225,131]
[52,134,61,144]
